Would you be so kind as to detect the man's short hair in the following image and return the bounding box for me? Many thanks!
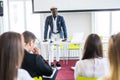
[50,7,57,11]
[22,31,36,44]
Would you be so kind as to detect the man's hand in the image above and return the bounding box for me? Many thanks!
[32,47,40,55]
[43,39,48,42]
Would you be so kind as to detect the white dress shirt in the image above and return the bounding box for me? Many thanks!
[52,16,58,33]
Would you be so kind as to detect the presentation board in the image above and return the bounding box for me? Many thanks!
[32,0,120,13]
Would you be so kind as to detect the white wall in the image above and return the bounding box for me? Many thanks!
[40,12,92,40]
[62,12,92,40]
[0,0,92,40]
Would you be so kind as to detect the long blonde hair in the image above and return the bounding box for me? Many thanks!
[103,32,120,80]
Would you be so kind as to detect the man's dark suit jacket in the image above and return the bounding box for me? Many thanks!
[44,15,67,40]
[21,50,53,78]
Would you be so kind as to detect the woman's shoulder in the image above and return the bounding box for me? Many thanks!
[18,68,29,74]
[98,78,102,80]
[77,58,95,63]
[98,76,109,80]
[75,59,94,67]
[95,57,109,64]
[76,58,108,66]
[76,57,109,64]
[18,69,33,80]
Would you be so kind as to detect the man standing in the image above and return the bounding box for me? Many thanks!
[43,7,67,67]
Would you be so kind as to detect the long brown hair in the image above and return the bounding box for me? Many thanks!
[82,34,103,60]
[0,32,24,80]
[103,32,120,80]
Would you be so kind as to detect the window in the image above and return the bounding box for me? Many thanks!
[25,1,41,39]
[8,0,41,39]
[9,1,25,33]
[112,11,120,34]
[94,12,110,37]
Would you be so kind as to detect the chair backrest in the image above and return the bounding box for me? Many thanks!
[34,76,42,80]
[68,32,84,50]
[68,44,81,50]
[77,76,98,80]
[53,44,63,50]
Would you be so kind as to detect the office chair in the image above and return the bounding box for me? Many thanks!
[67,43,81,64]
[67,33,84,64]
[77,76,98,80]
[34,76,42,80]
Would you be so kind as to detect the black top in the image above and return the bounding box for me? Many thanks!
[21,50,53,77]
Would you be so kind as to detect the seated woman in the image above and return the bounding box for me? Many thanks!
[74,34,108,80]
[100,32,120,80]
[0,32,33,80]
